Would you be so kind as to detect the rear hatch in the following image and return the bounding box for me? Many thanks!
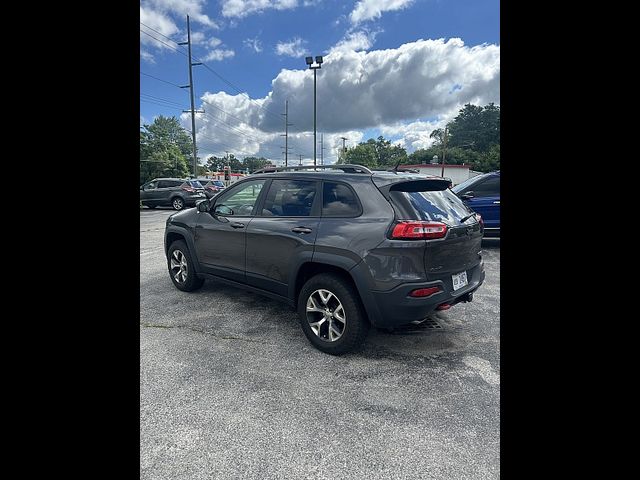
[381,178,483,281]
[182,180,206,196]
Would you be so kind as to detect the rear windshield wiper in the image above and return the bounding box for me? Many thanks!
[460,212,477,223]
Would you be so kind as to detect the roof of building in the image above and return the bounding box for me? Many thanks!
[399,164,470,169]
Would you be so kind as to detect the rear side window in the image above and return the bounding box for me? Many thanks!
[262,179,317,216]
[389,185,472,226]
[322,182,361,217]
[159,180,182,188]
[469,176,499,197]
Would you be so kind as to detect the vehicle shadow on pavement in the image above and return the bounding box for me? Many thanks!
[189,280,473,361]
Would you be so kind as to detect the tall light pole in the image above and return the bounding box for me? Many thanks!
[440,125,448,178]
[305,55,323,166]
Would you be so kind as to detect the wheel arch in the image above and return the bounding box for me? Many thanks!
[164,226,202,274]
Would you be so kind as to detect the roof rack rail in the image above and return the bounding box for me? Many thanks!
[252,164,373,175]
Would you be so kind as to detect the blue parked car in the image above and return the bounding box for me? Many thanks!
[452,171,500,236]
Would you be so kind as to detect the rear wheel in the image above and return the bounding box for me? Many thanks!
[298,273,369,355]
[167,240,204,292]
[171,197,184,210]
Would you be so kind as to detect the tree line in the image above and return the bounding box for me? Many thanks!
[338,103,500,172]
[139,116,271,185]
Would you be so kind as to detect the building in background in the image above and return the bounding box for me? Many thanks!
[398,164,480,186]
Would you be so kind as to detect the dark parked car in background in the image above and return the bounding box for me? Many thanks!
[199,179,227,199]
[452,171,500,236]
[140,178,206,210]
[164,164,485,354]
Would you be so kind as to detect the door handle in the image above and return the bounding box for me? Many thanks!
[230,222,245,229]
[493,201,500,204]
[291,227,312,234]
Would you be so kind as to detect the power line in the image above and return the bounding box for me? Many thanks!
[140,93,185,107]
[140,29,188,57]
[139,20,282,122]
[140,72,187,89]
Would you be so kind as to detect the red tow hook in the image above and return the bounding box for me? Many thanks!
[436,303,451,311]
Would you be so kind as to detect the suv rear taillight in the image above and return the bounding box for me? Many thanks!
[182,186,196,192]
[391,221,448,240]
[476,214,483,228]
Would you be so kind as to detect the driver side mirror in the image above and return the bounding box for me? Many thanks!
[460,192,474,200]
[197,200,210,212]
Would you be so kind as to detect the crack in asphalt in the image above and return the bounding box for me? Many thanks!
[139,322,268,344]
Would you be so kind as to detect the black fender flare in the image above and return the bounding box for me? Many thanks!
[164,225,202,274]
[288,251,384,326]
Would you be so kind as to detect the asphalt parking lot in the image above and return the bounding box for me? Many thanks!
[140,208,500,480]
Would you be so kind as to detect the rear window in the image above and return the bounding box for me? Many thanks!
[322,182,361,217]
[189,180,204,188]
[389,184,473,225]
[212,181,225,187]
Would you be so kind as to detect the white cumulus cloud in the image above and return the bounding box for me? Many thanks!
[202,48,236,61]
[177,38,499,162]
[350,0,414,25]
[221,0,299,18]
[144,0,217,27]
[329,29,381,54]
[275,37,307,57]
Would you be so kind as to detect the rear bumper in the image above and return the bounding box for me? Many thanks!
[367,261,485,327]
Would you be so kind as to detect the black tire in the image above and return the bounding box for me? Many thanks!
[167,240,204,292]
[171,197,185,210]
[297,273,369,355]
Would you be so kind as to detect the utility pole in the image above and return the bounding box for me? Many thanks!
[280,100,293,166]
[299,154,303,166]
[178,15,203,178]
[440,125,448,177]
[320,133,325,166]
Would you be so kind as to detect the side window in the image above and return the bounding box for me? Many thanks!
[144,182,156,190]
[261,179,318,217]
[169,180,183,188]
[470,177,500,197]
[214,180,266,216]
[322,182,361,217]
[156,180,171,188]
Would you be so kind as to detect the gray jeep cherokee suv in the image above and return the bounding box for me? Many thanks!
[164,164,485,354]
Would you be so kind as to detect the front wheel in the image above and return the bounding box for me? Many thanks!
[167,240,204,292]
[171,197,185,210]
[298,273,369,355]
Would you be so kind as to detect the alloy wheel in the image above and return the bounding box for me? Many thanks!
[170,249,188,283]
[306,289,346,342]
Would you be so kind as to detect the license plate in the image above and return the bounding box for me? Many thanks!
[452,271,468,291]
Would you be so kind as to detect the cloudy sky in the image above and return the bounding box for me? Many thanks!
[140,0,500,165]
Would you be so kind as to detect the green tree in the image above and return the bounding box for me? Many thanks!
[242,156,271,173]
[447,103,500,152]
[140,116,194,184]
[205,156,225,172]
[341,136,407,168]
